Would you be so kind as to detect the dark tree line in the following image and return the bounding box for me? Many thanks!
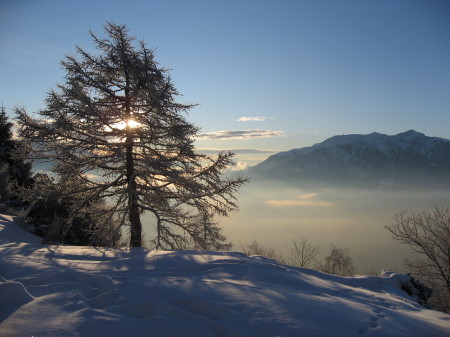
[0,107,33,211]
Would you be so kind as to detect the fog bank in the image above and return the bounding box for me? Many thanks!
[219,180,450,273]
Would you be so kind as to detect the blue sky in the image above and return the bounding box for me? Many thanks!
[1,0,449,153]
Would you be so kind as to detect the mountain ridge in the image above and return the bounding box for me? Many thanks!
[249,130,450,188]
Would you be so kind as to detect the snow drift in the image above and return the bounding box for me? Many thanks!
[0,214,449,337]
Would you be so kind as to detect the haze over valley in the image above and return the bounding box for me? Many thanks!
[208,130,450,273]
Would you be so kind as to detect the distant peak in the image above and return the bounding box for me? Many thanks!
[397,129,420,135]
[394,130,426,141]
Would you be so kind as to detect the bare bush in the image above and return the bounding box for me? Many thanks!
[241,240,287,264]
[385,207,450,312]
[317,244,354,276]
[289,236,320,268]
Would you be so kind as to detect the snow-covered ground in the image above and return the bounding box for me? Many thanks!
[0,214,449,337]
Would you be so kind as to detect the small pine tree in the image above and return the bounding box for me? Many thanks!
[0,107,33,211]
[195,211,233,251]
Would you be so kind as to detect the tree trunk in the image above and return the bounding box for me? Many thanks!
[125,86,142,247]
[126,136,142,246]
[128,163,142,247]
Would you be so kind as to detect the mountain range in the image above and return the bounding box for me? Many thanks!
[249,130,450,188]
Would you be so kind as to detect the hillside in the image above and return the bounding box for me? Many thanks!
[250,130,450,188]
[0,214,449,336]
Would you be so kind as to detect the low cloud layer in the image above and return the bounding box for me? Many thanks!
[237,116,266,122]
[265,193,334,208]
[198,129,285,140]
[197,148,278,154]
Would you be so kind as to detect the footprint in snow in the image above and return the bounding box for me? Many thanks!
[357,307,387,334]
[372,308,386,319]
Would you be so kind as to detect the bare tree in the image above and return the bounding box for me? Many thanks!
[150,207,232,251]
[289,236,320,268]
[385,207,450,312]
[317,244,354,276]
[241,240,287,264]
[16,23,246,247]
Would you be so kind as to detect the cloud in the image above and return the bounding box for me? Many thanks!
[229,161,250,171]
[198,129,285,140]
[265,193,334,208]
[237,116,266,122]
[265,200,333,207]
[197,148,278,154]
[297,193,318,199]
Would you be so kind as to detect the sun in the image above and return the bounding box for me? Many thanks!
[126,119,140,128]
[108,119,141,130]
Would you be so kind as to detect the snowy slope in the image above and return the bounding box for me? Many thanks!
[0,214,449,337]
